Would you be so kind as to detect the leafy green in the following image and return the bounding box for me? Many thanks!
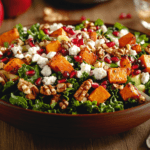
[2,81,15,92]
[18,64,40,84]
[145,79,150,96]
[94,19,104,26]
[136,49,146,59]
[114,22,127,31]
[79,72,89,83]
[125,76,135,86]
[9,93,28,109]
[134,32,149,44]
[124,98,138,108]
[110,63,119,68]
[3,42,9,48]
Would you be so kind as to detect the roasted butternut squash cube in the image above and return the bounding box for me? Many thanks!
[131,44,142,53]
[79,48,97,65]
[46,40,61,54]
[89,31,97,42]
[119,32,136,48]
[49,53,74,73]
[108,68,127,84]
[0,28,20,46]
[139,55,150,73]
[50,28,67,37]
[88,86,111,104]
[120,83,140,101]
[120,56,131,75]
[3,58,25,74]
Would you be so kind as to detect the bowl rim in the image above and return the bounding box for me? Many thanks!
[1,20,150,117]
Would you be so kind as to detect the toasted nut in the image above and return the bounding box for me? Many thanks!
[59,99,69,109]
[139,95,146,104]
[50,94,61,104]
[56,83,67,93]
[40,85,56,96]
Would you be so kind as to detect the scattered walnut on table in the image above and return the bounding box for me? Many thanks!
[59,99,69,109]
[40,85,56,96]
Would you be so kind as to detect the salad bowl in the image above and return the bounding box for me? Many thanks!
[0,20,150,138]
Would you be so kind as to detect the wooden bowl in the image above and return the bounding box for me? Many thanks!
[0,21,150,138]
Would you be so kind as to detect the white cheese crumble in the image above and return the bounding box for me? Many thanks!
[23,27,27,34]
[129,49,137,56]
[46,52,56,59]
[49,23,63,32]
[28,35,33,39]
[101,25,108,33]
[92,68,107,80]
[32,54,40,62]
[37,56,49,68]
[15,54,24,59]
[141,72,150,84]
[42,76,57,85]
[80,63,91,74]
[41,65,52,77]
[68,45,80,56]
[95,39,105,48]
[28,46,40,55]
[11,45,22,55]
[81,32,89,39]
[76,71,82,78]
[140,40,145,45]
[119,29,129,37]
[107,34,119,46]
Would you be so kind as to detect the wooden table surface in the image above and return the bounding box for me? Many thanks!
[1,0,150,149]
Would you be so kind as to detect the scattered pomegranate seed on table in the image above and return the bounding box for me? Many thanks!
[119,13,127,19]
[80,16,86,21]
[126,13,132,18]
[58,78,67,83]
[26,70,36,76]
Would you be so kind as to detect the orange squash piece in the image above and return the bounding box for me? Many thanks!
[119,32,136,48]
[138,55,150,73]
[131,44,142,53]
[50,28,67,37]
[3,58,25,74]
[120,83,140,101]
[88,86,111,105]
[79,48,97,65]
[108,68,127,84]
[120,56,131,75]
[89,31,97,42]
[0,28,20,46]
[49,53,74,74]
[46,40,61,54]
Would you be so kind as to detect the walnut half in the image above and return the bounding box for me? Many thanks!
[40,85,56,96]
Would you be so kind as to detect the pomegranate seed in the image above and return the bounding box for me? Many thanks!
[58,78,67,83]
[101,85,107,89]
[68,29,76,35]
[6,50,12,57]
[63,71,70,78]
[37,49,45,55]
[28,38,35,47]
[76,33,82,39]
[106,41,115,47]
[43,28,49,35]
[35,77,42,86]
[0,57,8,63]
[96,26,100,30]
[78,39,84,46]
[70,70,77,78]
[74,56,82,62]
[62,26,68,32]
[0,55,2,58]
[81,28,87,32]
[113,31,119,37]
[61,49,69,56]
[132,64,139,70]
[104,57,112,64]
[133,70,141,75]
[101,80,108,85]
[111,56,119,62]
[26,70,35,76]
[72,38,78,44]
[128,56,135,63]
[126,13,132,18]
[92,83,99,88]
[87,29,93,32]
[119,13,127,19]
[80,16,86,21]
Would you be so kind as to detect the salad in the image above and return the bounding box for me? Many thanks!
[0,19,150,114]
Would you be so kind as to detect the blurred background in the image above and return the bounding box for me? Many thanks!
[0,0,150,34]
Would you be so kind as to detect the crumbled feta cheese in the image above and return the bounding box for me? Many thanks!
[92,68,107,80]
[81,32,89,39]
[28,35,33,39]
[119,29,129,37]
[0,51,3,55]
[95,39,105,48]
[70,63,74,66]
[37,56,49,68]
[68,45,80,55]
[41,53,47,57]
[32,54,40,62]
[41,65,52,76]
[87,40,95,49]
[23,27,27,34]
[11,45,22,55]
[15,54,24,59]
[67,25,75,29]
[76,70,82,78]
[140,40,145,45]
[141,72,150,84]
[42,76,57,85]
[129,49,137,56]
[28,46,40,55]
[46,52,56,59]
[49,23,63,32]
[101,25,107,33]
[80,63,91,74]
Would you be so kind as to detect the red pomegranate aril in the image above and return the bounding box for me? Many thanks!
[61,49,68,56]
[96,26,100,30]
[80,16,86,21]
[6,50,12,57]
[113,31,119,37]
[104,57,112,64]
[43,28,49,35]
[37,49,45,55]
[87,29,93,32]
[76,33,82,39]
[63,71,70,78]
[106,41,115,47]
[78,39,84,46]
[101,84,107,89]
[92,83,99,88]
[128,56,135,63]
[132,64,139,70]
[0,55,2,58]
[126,13,132,18]
[0,57,8,63]
[111,56,119,62]
[28,38,35,47]
[58,78,67,83]
[101,80,108,85]
[133,70,141,75]
[70,70,77,78]
[26,70,35,76]
[72,38,78,44]
[68,29,76,35]
[35,77,42,86]
[81,28,87,32]
[74,56,82,62]
[119,13,127,19]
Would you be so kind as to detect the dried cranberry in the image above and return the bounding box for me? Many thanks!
[70,70,77,78]
[80,16,86,21]
[63,71,70,78]
[113,31,119,37]
[26,70,35,76]
[106,41,115,47]
[132,64,139,70]
[58,78,67,83]
[104,57,112,64]
[74,56,82,63]
[0,57,9,63]
[35,77,42,86]
[92,83,99,88]
[119,13,127,19]
[111,56,119,62]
